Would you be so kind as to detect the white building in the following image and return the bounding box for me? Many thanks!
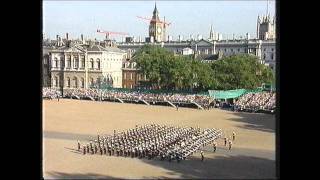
[49,41,126,89]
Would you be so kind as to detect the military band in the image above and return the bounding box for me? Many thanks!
[76,124,229,162]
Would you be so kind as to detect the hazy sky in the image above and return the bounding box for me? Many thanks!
[43,0,276,41]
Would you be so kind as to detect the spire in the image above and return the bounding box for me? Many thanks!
[209,24,214,40]
[153,1,158,14]
[152,1,159,21]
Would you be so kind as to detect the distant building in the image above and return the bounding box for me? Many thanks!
[122,60,147,89]
[257,14,276,40]
[182,47,193,55]
[47,40,126,90]
[149,2,166,42]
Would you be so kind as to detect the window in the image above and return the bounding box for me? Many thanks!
[124,73,126,79]
[271,48,274,51]
[97,59,100,70]
[263,53,266,60]
[130,84,133,89]
[264,48,266,51]
[130,73,133,80]
[90,59,94,69]
[271,53,274,60]
[75,58,79,69]
[90,78,94,86]
[67,58,71,68]
[124,84,126,88]
[224,49,226,52]
[81,78,84,88]
[238,49,240,52]
[54,77,59,87]
[60,57,64,67]
[231,49,233,52]
[67,77,70,88]
[81,58,85,68]
[54,58,58,67]
[73,77,78,88]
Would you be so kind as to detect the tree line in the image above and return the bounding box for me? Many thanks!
[134,45,274,91]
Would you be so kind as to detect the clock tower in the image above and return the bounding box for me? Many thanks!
[149,2,165,42]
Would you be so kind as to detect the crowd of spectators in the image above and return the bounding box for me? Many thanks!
[234,92,276,112]
[57,88,212,109]
[42,88,61,99]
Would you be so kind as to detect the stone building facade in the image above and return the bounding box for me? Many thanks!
[48,42,126,90]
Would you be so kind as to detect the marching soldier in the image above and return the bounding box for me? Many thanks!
[232,131,236,141]
[200,151,204,162]
[83,146,86,155]
[77,140,81,151]
[213,141,217,153]
[228,140,233,150]
[103,146,107,155]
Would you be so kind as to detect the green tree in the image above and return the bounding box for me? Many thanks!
[210,54,274,90]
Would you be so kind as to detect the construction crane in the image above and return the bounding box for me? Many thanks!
[136,16,171,26]
[96,29,129,40]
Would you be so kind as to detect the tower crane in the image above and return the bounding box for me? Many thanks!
[136,16,171,26]
[96,29,129,40]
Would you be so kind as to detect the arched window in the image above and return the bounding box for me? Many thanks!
[271,53,274,60]
[96,59,100,69]
[54,57,58,68]
[90,59,94,69]
[73,77,78,88]
[80,78,84,88]
[263,53,266,60]
[67,77,70,88]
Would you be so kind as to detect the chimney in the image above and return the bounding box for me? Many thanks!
[66,33,69,40]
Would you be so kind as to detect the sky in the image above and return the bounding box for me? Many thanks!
[43,0,276,41]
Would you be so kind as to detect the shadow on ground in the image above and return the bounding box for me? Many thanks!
[139,154,276,179]
[226,111,275,133]
[45,172,117,179]
[43,131,96,141]
[45,154,276,179]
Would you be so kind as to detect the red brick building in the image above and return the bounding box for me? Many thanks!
[122,61,147,89]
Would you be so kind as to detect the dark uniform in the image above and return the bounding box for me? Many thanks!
[200,151,204,162]
[228,140,232,150]
[77,141,81,151]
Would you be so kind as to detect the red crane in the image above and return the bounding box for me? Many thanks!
[96,29,129,40]
[136,16,171,26]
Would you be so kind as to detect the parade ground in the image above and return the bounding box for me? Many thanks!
[43,99,276,179]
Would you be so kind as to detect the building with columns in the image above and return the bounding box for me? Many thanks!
[48,41,126,90]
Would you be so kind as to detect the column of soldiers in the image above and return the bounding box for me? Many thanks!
[77,124,223,162]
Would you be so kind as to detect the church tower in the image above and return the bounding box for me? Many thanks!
[149,2,166,42]
[209,24,215,41]
[257,15,276,40]
[256,1,276,40]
